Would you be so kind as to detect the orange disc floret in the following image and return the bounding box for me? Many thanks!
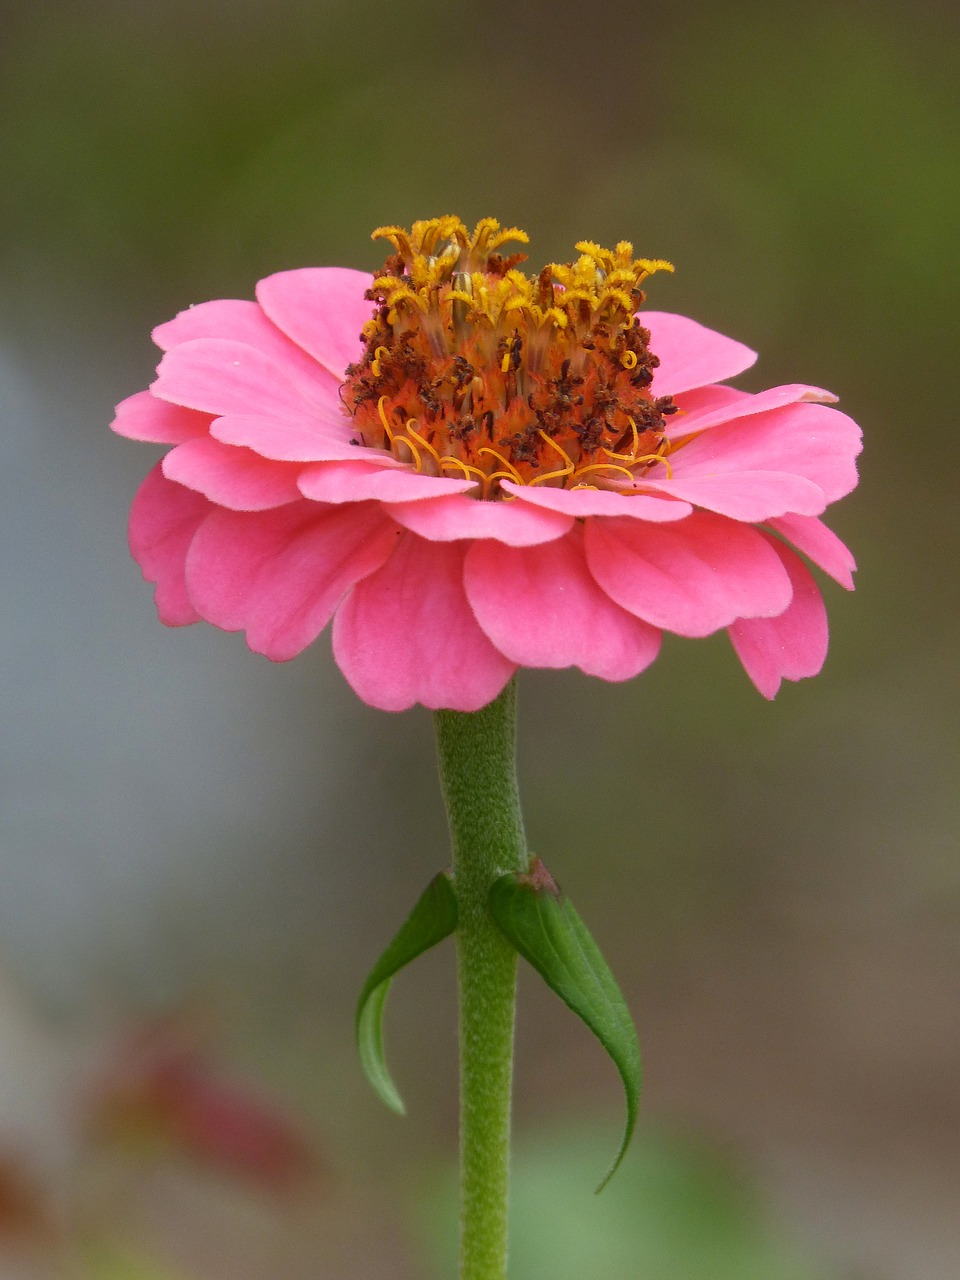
[342,217,678,499]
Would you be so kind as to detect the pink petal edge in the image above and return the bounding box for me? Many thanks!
[384,493,574,546]
[666,383,838,440]
[728,538,829,698]
[584,511,793,637]
[152,339,349,428]
[464,530,662,680]
[256,268,374,382]
[332,536,516,711]
[210,414,372,463]
[644,311,757,397]
[504,481,692,522]
[128,463,213,626]
[152,298,342,403]
[185,501,401,661]
[767,513,857,589]
[112,390,211,445]
[665,400,862,503]
[298,461,477,504]
[638,471,827,522]
[161,437,304,511]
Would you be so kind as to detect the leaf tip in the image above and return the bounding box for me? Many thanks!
[354,871,458,1115]
[592,1140,629,1194]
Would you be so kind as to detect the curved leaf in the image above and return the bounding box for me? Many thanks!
[488,858,641,1191]
[356,870,458,1114]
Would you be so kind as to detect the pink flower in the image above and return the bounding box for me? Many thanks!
[112,218,860,712]
[89,1022,316,1190]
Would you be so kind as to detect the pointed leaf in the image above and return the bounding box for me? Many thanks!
[356,871,458,1114]
[488,858,641,1191]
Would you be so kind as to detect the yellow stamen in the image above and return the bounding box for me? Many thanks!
[598,287,636,314]
[405,421,442,471]
[377,395,396,444]
[396,432,422,472]
[632,452,674,478]
[574,240,609,265]
[371,225,412,258]
[439,456,488,486]
[529,431,575,486]
[636,258,675,278]
[571,461,638,483]
[487,225,530,252]
[478,447,524,485]
[485,471,522,491]
[602,416,640,462]
[345,220,678,502]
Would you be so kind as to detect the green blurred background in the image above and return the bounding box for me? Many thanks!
[1,1,957,1276]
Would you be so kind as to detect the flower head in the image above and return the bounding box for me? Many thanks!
[112,217,861,711]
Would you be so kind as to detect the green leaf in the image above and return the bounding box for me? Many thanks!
[487,858,641,1191]
[356,870,458,1115]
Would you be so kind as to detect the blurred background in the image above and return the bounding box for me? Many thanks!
[1,0,958,1275]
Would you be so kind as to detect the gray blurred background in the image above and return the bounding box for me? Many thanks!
[0,1,957,1276]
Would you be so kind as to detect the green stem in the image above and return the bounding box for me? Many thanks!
[434,679,528,1280]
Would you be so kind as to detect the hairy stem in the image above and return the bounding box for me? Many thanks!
[434,680,528,1280]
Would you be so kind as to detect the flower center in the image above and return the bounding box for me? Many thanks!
[342,217,678,498]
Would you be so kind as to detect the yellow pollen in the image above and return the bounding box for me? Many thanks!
[344,218,678,500]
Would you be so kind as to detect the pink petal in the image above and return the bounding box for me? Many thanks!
[153,298,342,402]
[584,511,793,636]
[185,501,400,661]
[151,339,350,430]
[332,537,516,711]
[666,383,837,441]
[128,463,213,625]
[767,513,857,589]
[384,494,573,546]
[464,530,662,680]
[210,413,374,462]
[162,437,303,511]
[256,268,374,381]
[504,481,692,522]
[670,385,746,418]
[639,471,826,521]
[298,461,477,504]
[667,401,862,502]
[111,390,211,445]
[643,312,757,397]
[728,539,828,698]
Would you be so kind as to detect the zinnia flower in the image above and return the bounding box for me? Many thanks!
[112,217,860,712]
